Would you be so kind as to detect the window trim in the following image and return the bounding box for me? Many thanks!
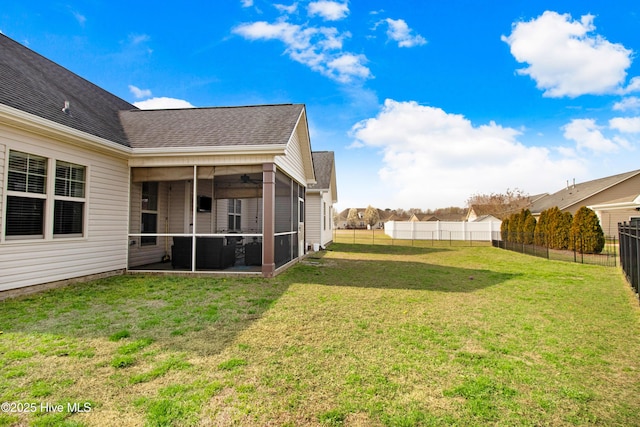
[228,198,242,231]
[3,149,88,243]
[53,159,86,238]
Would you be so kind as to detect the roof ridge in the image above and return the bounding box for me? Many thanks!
[123,103,302,113]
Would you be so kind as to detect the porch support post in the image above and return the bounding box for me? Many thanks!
[191,165,197,272]
[262,163,276,277]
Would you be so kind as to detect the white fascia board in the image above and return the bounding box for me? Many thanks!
[130,144,287,157]
[588,197,640,211]
[0,104,132,158]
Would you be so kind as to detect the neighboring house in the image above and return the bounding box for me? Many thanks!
[335,207,388,229]
[306,151,337,249]
[0,34,335,294]
[465,196,545,221]
[469,214,502,223]
[409,213,435,222]
[589,195,640,235]
[385,213,411,223]
[529,170,640,236]
[430,212,467,222]
[466,205,491,222]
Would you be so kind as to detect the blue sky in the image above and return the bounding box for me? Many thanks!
[2,1,640,211]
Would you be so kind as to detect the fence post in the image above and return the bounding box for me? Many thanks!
[636,222,640,296]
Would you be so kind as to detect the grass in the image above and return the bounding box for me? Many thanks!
[0,238,639,426]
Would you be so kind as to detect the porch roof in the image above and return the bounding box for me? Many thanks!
[119,104,305,149]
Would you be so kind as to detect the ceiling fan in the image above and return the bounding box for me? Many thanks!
[241,174,262,185]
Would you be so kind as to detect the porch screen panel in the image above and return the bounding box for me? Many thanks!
[141,182,158,245]
[274,170,295,267]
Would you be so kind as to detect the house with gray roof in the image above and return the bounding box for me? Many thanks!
[0,33,335,295]
[305,151,337,249]
[529,170,640,236]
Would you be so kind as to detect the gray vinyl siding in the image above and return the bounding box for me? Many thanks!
[598,209,639,237]
[0,126,129,291]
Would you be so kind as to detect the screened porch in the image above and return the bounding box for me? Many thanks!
[127,164,306,277]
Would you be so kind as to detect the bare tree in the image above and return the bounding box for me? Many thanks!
[364,205,380,229]
[466,188,530,219]
[346,208,359,229]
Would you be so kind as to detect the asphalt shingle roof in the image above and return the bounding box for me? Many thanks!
[0,33,136,147]
[530,169,640,213]
[119,104,304,149]
[308,151,334,190]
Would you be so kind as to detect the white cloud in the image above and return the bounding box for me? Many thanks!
[70,9,86,26]
[622,76,640,94]
[609,117,640,133]
[133,97,195,109]
[502,11,633,97]
[308,1,349,21]
[562,119,619,153]
[350,99,585,207]
[241,0,253,7]
[326,53,370,80]
[613,96,640,112]
[233,20,371,83]
[128,85,152,99]
[382,18,426,48]
[128,33,151,45]
[275,3,298,14]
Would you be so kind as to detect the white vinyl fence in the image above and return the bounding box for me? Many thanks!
[384,221,502,242]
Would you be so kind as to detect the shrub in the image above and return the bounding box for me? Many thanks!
[508,212,520,243]
[521,209,536,245]
[547,207,572,250]
[534,209,550,246]
[501,218,510,241]
[570,206,605,254]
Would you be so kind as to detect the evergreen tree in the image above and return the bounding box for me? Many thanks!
[507,212,520,243]
[534,209,550,246]
[570,206,605,254]
[522,210,537,245]
[501,218,510,241]
[547,208,573,250]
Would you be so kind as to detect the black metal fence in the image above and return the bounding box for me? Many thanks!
[492,234,618,267]
[619,222,640,298]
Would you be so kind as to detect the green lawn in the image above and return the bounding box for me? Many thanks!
[1,242,639,426]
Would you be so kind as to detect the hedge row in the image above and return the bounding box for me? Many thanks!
[500,206,605,254]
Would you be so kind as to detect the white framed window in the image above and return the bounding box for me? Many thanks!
[5,151,47,238]
[323,202,327,230]
[228,199,241,231]
[4,150,86,240]
[54,160,86,237]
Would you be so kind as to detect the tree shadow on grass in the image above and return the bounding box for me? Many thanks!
[0,275,290,357]
[325,242,452,256]
[0,249,518,359]
[290,254,520,293]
